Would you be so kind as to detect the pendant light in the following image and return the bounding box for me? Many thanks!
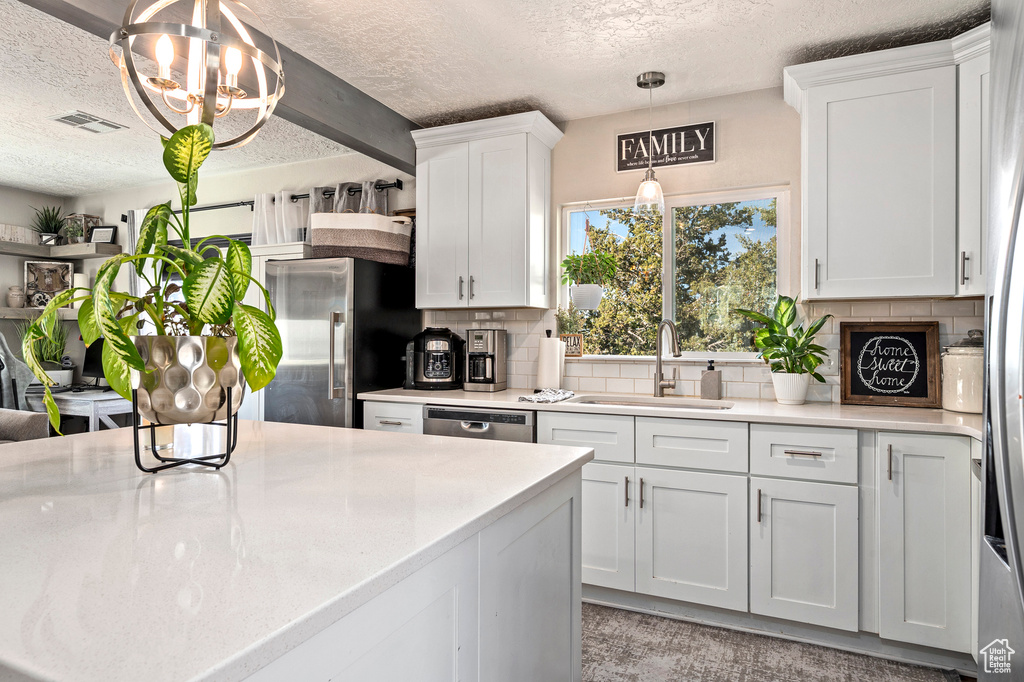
[634,71,666,217]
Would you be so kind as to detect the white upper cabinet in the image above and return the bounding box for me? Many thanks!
[785,38,978,300]
[954,24,991,297]
[413,112,562,309]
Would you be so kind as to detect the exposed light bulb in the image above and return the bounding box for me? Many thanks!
[155,34,174,80]
[226,47,243,76]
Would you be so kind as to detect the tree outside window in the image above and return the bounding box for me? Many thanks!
[563,192,779,355]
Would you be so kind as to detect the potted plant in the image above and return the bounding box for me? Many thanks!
[30,205,66,245]
[733,295,832,405]
[22,123,282,435]
[17,319,72,387]
[560,251,616,310]
[64,221,85,245]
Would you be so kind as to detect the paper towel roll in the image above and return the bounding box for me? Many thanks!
[72,273,89,309]
[537,337,566,389]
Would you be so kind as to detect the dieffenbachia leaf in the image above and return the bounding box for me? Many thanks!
[92,254,146,371]
[179,172,198,207]
[233,302,282,391]
[162,123,214,184]
[225,239,252,301]
[103,314,139,400]
[78,297,101,347]
[183,259,234,325]
[155,243,204,275]
[135,203,172,274]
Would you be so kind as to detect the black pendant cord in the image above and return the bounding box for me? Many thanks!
[131,387,239,473]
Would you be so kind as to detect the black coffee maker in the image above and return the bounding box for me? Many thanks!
[407,328,464,390]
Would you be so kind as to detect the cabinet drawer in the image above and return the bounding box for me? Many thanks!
[635,418,748,473]
[537,412,634,463]
[750,424,858,484]
[363,401,424,434]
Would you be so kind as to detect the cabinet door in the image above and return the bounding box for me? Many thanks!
[537,412,635,463]
[805,67,956,298]
[957,51,990,297]
[635,467,748,612]
[416,143,470,308]
[581,463,635,591]
[467,133,528,307]
[750,477,859,631]
[878,431,971,652]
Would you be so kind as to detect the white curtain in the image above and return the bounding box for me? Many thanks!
[125,208,151,298]
[252,192,305,245]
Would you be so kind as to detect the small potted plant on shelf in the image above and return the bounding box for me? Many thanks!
[17,319,72,387]
[64,221,85,245]
[560,251,617,310]
[30,205,66,246]
[22,123,283,450]
[733,295,832,405]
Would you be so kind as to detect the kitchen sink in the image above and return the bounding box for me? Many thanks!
[565,395,734,410]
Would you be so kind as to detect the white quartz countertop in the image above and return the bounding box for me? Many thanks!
[0,422,593,682]
[359,388,984,440]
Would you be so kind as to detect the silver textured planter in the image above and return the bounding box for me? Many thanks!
[131,336,245,425]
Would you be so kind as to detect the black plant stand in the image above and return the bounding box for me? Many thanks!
[131,387,239,473]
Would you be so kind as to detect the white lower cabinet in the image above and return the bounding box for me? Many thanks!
[362,401,424,434]
[636,467,748,611]
[581,463,635,591]
[749,477,859,631]
[878,431,972,653]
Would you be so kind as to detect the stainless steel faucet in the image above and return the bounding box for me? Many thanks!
[654,319,682,397]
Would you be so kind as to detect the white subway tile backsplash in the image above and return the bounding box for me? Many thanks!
[565,362,593,377]
[720,366,745,383]
[889,301,933,317]
[725,382,761,399]
[578,377,606,392]
[593,364,620,378]
[743,366,770,383]
[606,378,635,394]
[953,316,985,335]
[850,302,891,317]
[620,364,649,379]
[932,299,978,316]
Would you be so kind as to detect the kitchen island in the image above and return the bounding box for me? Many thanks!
[0,421,593,682]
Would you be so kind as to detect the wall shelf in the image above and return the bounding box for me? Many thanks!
[0,241,121,261]
[0,307,78,320]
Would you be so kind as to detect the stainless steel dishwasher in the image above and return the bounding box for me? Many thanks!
[422,406,535,443]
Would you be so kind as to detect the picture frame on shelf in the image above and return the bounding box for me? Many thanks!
[839,321,941,408]
[88,225,118,244]
[24,261,73,309]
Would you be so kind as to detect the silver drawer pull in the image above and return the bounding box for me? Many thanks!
[784,449,823,457]
[461,421,490,432]
[378,420,404,427]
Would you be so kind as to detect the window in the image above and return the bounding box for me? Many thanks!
[562,187,783,357]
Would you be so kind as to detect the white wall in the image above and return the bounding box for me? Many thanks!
[67,151,416,242]
[0,184,68,228]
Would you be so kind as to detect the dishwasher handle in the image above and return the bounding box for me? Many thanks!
[460,421,490,433]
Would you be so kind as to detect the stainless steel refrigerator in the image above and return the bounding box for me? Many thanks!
[980,1,1024,675]
[262,258,419,429]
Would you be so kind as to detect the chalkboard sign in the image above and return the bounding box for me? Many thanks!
[840,322,941,408]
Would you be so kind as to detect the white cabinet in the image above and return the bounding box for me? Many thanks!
[538,412,634,463]
[363,401,423,434]
[635,418,748,473]
[955,25,991,297]
[237,241,310,422]
[412,112,562,309]
[750,477,859,631]
[750,424,858,484]
[636,467,748,611]
[581,463,635,591]
[878,431,972,653]
[785,43,965,299]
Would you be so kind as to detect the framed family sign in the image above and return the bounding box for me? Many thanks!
[840,322,941,408]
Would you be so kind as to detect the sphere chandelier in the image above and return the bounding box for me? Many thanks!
[109,0,285,149]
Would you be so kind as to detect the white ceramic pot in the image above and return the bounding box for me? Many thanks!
[569,284,604,310]
[48,369,74,388]
[771,372,811,405]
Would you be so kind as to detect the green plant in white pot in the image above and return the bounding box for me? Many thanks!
[560,251,616,311]
[733,296,832,405]
[22,123,282,434]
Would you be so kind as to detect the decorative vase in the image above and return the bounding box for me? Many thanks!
[570,284,604,310]
[131,336,246,425]
[771,372,812,405]
[6,286,25,308]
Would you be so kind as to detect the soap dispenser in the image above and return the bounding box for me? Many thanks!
[701,360,722,400]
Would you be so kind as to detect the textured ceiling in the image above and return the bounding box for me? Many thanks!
[249,0,989,126]
[0,0,352,197]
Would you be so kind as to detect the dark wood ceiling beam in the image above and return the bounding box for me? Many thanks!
[16,0,418,174]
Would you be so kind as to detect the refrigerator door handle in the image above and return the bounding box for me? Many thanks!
[328,311,345,399]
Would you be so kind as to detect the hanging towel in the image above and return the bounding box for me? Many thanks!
[275,191,305,243]
[251,193,276,246]
[334,183,362,213]
[518,389,575,404]
[359,179,388,215]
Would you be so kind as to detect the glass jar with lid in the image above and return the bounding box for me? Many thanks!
[941,329,984,414]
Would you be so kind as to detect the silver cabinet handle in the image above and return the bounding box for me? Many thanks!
[469,275,475,299]
[639,478,645,509]
[784,449,822,457]
[624,476,630,508]
[814,258,820,291]
[460,421,490,432]
[961,251,970,285]
[378,420,403,426]
[757,488,763,523]
[458,276,465,300]
[887,443,893,481]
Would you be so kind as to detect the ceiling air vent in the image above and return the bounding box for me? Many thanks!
[48,110,128,134]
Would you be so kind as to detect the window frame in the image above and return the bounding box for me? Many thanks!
[559,185,789,361]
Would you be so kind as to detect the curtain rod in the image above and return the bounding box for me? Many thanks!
[119,179,406,222]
